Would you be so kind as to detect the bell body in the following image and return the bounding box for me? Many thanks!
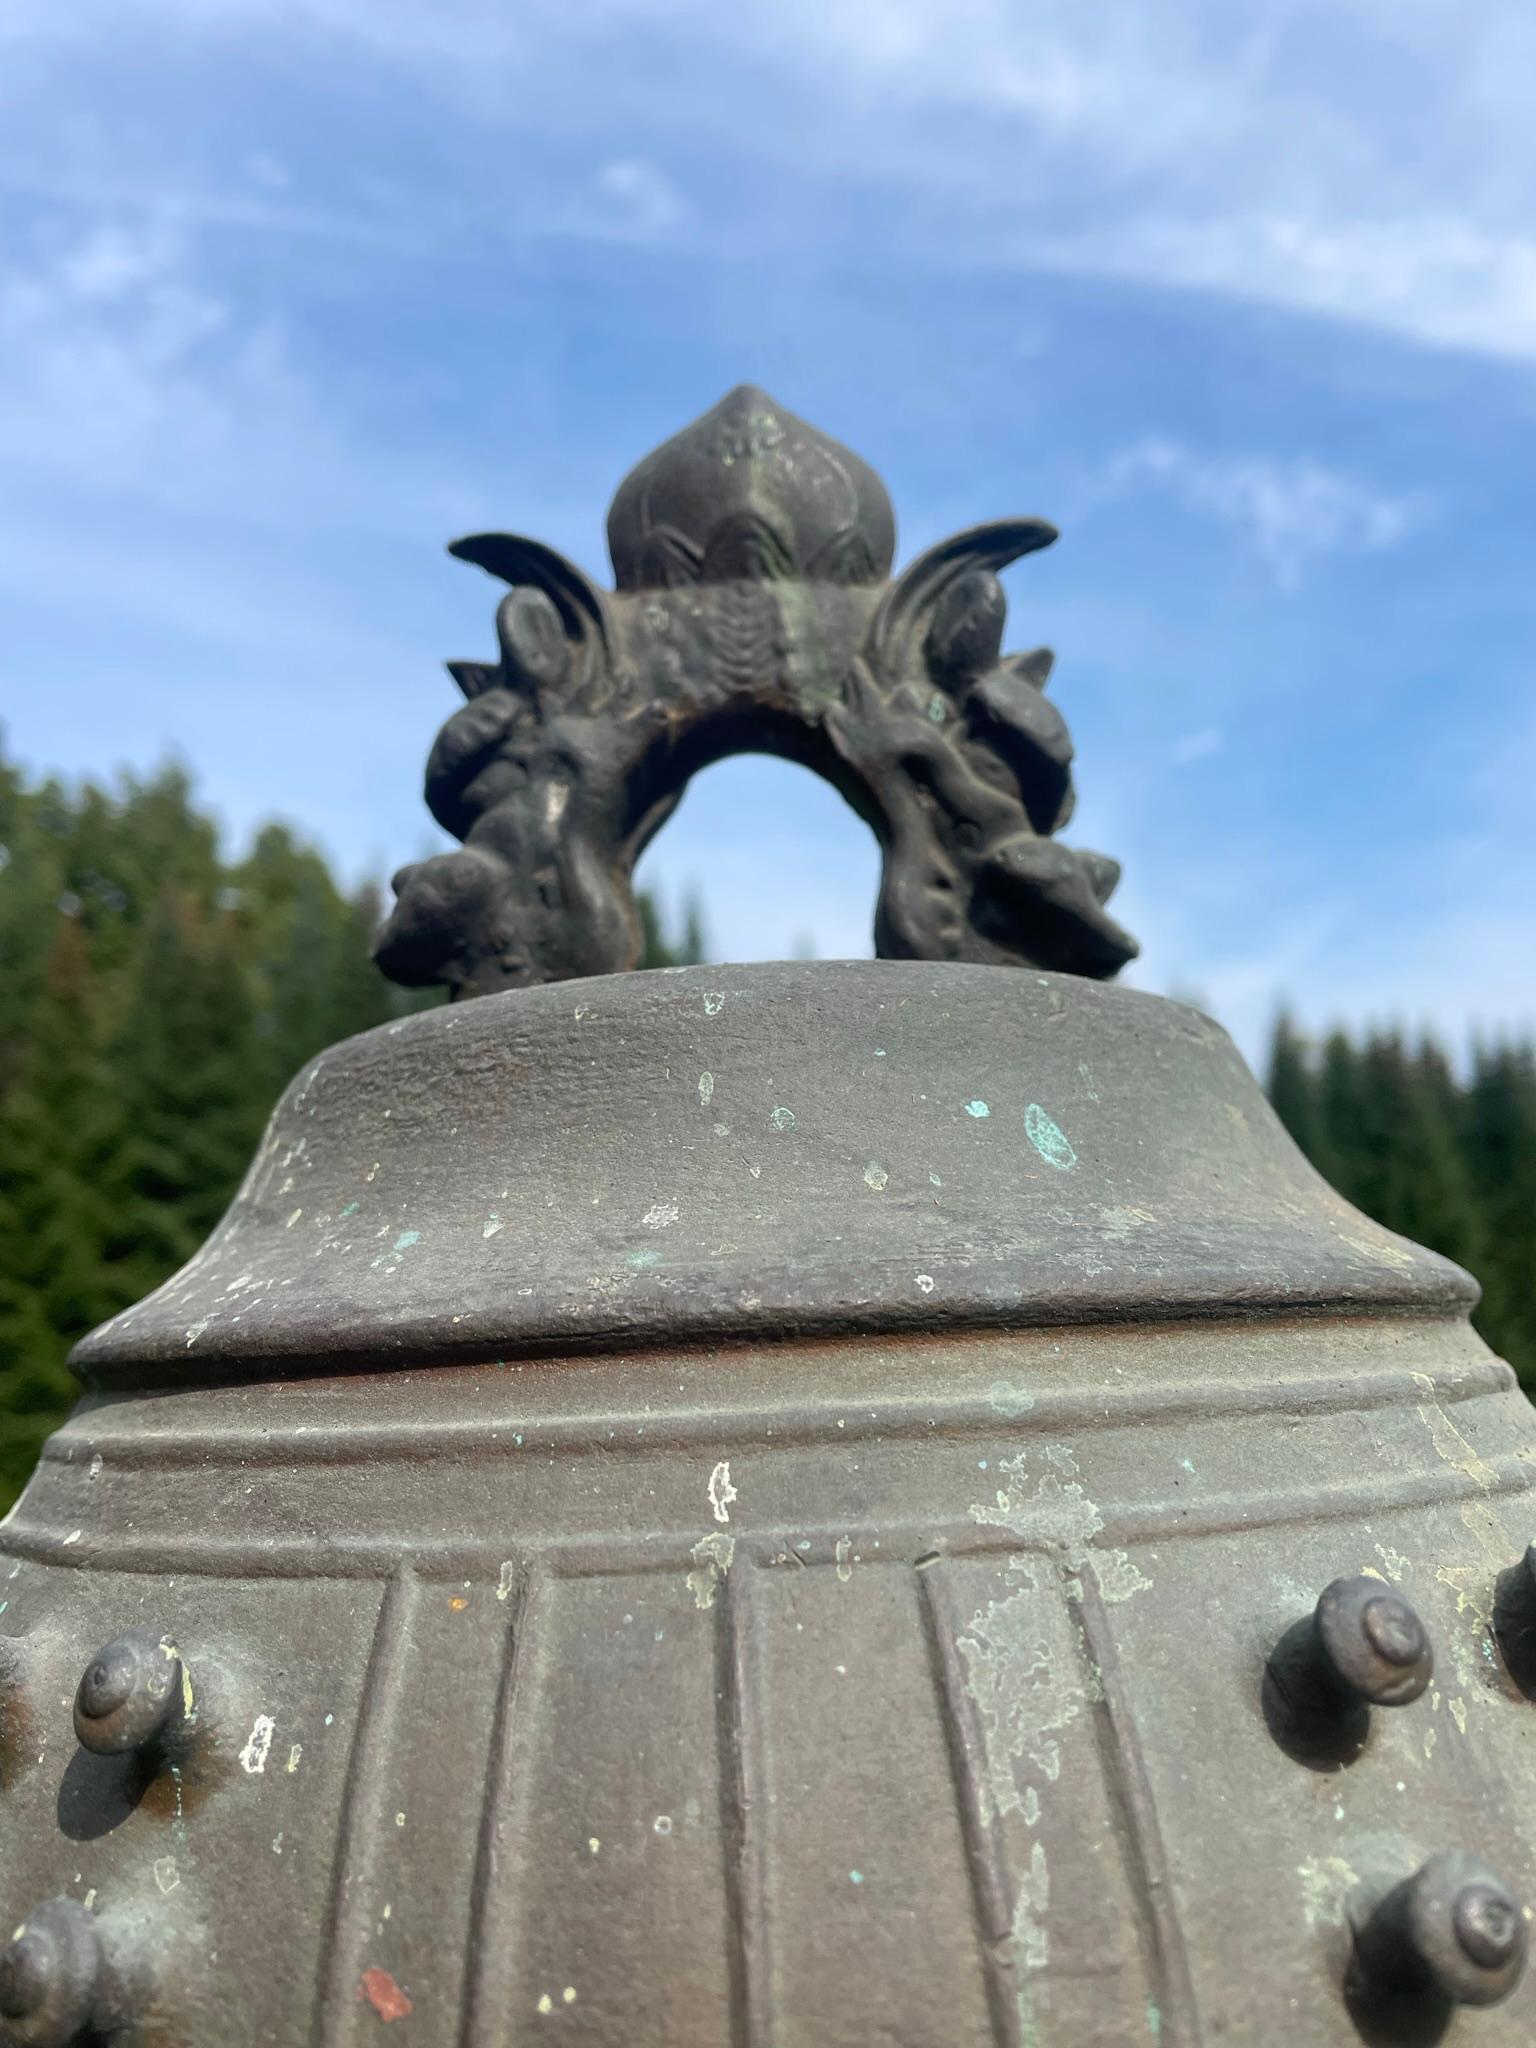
[4,962,1535,2044]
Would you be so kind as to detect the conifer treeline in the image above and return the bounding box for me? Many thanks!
[1266,1017,1536,1388]
[0,743,703,1509]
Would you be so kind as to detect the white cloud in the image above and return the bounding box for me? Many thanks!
[243,152,291,192]
[6,0,1535,359]
[557,158,690,245]
[1169,727,1223,768]
[0,216,252,502]
[1112,693,1536,1068]
[1026,211,1536,366]
[1157,903,1536,1074]
[1086,438,1429,587]
[0,210,478,539]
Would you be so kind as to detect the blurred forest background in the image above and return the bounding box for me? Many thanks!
[2,739,1533,1511]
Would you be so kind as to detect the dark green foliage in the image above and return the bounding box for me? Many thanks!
[1265,1014,1535,1390]
[0,741,431,1509]
[0,923,144,1496]
[638,887,708,968]
[0,736,708,1510]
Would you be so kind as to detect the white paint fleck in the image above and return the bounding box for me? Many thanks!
[1298,1854,1359,1931]
[286,1744,302,1774]
[184,1321,209,1349]
[643,1199,680,1230]
[87,1454,103,1481]
[153,1856,180,1895]
[1414,1383,1500,1490]
[971,1445,1150,1605]
[497,1560,516,1602]
[702,992,725,1016]
[395,1811,406,1827]
[654,1814,673,1836]
[239,1714,276,1775]
[272,1832,284,1854]
[687,1532,736,1609]
[286,1207,303,1229]
[835,1537,854,1583]
[708,1460,738,1524]
[563,1987,577,2005]
[957,1560,1102,1817]
[698,1072,715,1105]
[483,1211,505,1239]
[537,1992,554,2015]
[1100,1205,1156,1241]
[915,1273,935,1293]
[863,1162,888,1191]
[956,1430,1153,1976]
[989,1382,1036,1420]
[588,1837,601,1855]
[1012,1839,1050,1973]
[1341,1233,1414,1270]
[61,1529,82,1547]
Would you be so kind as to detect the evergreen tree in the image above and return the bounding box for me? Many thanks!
[0,924,142,1501]
[1263,1015,1534,1393]
[112,886,265,1272]
[639,888,709,967]
[0,733,713,1510]
[1266,1012,1321,1162]
[1464,1042,1536,1378]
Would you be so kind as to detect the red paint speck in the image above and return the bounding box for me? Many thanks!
[361,1968,413,2022]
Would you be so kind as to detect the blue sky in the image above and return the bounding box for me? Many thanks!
[1,0,1532,1062]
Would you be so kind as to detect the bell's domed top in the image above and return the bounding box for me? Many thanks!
[606,384,897,591]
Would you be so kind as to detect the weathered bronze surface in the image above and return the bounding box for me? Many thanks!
[4,397,1534,2045]
[5,961,1536,2044]
[373,386,1137,998]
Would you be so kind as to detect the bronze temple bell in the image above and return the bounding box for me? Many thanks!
[3,388,1535,2046]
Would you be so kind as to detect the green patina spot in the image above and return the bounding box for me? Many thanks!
[1024,1104,1077,1171]
[339,1200,359,1219]
[626,1248,663,1270]
[965,1100,990,1119]
[393,1230,421,1252]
